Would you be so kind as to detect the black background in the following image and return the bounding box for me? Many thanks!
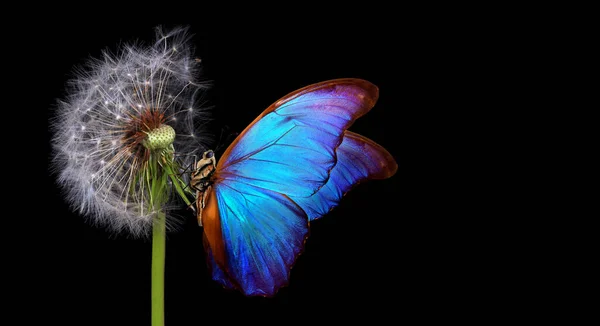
[18,11,426,325]
[7,7,549,324]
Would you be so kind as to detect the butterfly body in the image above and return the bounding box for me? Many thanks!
[190,150,216,226]
[193,79,397,296]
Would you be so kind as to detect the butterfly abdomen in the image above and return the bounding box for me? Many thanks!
[191,150,217,226]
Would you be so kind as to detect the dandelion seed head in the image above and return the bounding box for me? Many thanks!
[143,124,176,150]
[51,26,212,237]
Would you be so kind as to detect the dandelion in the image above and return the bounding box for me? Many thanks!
[50,26,210,326]
[51,26,209,237]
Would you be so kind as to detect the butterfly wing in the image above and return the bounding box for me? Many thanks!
[205,180,309,296]
[215,78,379,197]
[204,131,397,292]
[292,131,398,221]
[204,235,236,290]
[202,79,381,296]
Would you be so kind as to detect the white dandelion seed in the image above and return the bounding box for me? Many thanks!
[51,26,211,237]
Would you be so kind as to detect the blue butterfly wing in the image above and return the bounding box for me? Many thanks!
[201,79,382,296]
[216,79,379,197]
[203,235,236,291]
[292,131,398,221]
[212,180,309,296]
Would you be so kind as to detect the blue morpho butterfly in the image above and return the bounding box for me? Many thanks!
[190,78,397,297]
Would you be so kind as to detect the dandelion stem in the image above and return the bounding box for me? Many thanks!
[148,149,194,326]
[152,210,166,326]
[148,151,170,326]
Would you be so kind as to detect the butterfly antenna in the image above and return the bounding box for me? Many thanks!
[214,125,238,156]
[214,126,227,154]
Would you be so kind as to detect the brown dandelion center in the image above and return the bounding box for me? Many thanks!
[122,109,172,160]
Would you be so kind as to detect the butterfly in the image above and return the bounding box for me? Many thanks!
[190,78,397,296]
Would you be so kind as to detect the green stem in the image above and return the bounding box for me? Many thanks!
[152,211,166,326]
[145,148,193,326]
[164,162,193,207]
